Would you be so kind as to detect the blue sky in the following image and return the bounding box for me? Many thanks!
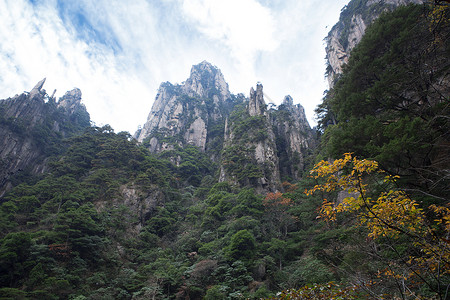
[0,0,348,132]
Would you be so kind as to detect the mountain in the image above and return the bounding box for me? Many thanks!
[135,61,315,192]
[325,0,423,88]
[0,79,90,196]
[321,2,449,203]
[134,61,237,157]
[0,2,449,299]
[272,95,315,181]
[219,83,281,193]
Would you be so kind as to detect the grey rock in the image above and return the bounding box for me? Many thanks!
[220,84,282,193]
[248,84,265,117]
[94,184,165,237]
[0,80,89,196]
[134,61,234,155]
[57,88,85,115]
[29,78,46,99]
[326,0,423,88]
[273,96,315,181]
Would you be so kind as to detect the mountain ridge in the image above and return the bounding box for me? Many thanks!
[134,61,315,192]
[0,79,90,196]
[0,2,448,299]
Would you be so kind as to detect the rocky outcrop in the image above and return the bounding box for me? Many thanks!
[326,0,423,87]
[248,85,265,117]
[57,88,83,114]
[136,62,316,193]
[272,95,315,181]
[220,84,281,193]
[182,60,231,101]
[94,184,165,236]
[134,61,237,159]
[0,79,90,196]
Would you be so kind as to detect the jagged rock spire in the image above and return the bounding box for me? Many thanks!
[183,61,230,100]
[248,83,265,116]
[29,78,46,99]
[134,61,232,151]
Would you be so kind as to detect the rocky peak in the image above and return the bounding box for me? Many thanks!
[57,88,85,115]
[272,95,315,181]
[281,95,309,129]
[282,95,294,106]
[183,61,230,100]
[248,83,265,116]
[220,83,281,193]
[134,61,235,155]
[29,78,46,99]
[0,80,90,196]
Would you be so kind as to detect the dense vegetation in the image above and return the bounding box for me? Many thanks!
[0,125,330,299]
[319,4,449,204]
[0,2,449,300]
[313,3,450,299]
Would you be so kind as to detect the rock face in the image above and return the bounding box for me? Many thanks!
[248,85,265,117]
[219,84,281,193]
[134,61,236,158]
[326,0,423,88]
[0,79,90,196]
[272,96,315,181]
[136,62,316,193]
[219,84,315,192]
[94,184,165,237]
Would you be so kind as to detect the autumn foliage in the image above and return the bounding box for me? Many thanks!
[305,153,450,298]
[263,192,293,207]
[270,282,360,300]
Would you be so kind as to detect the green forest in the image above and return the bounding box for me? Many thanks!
[0,2,449,300]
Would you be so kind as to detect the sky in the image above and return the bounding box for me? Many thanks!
[0,0,349,133]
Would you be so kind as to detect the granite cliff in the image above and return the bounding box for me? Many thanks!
[0,79,90,196]
[219,84,281,193]
[272,95,315,181]
[135,62,315,192]
[134,61,237,160]
[325,0,423,88]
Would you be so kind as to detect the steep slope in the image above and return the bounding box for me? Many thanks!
[219,84,281,193]
[135,62,316,192]
[134,61,240,160]
[219,84,316,192]
[271,96,315,181]
[322,4,449,202]
[0,79,90,196]
[325,0,423,87]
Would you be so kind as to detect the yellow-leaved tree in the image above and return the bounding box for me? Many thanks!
[305,153,449,299]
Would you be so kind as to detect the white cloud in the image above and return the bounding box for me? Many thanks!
[181,0,277,55]
[180,0,279,96]
[0,0,349,132]
[0,0,154,132]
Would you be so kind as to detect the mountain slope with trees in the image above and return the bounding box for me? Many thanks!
[0,1,448,300]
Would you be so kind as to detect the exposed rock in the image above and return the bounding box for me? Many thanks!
[182,60,230,102]
[220,84,281,193]
[29,78,46,99]
[136,62,316,193]
[0,80,90,196]
[95,184,165,236]
[184,117,207,148]
[134,61,236,157]
[57,88,84,114]
[326,0,423,88]
[272,95,315,181]
[248,84,265,116]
